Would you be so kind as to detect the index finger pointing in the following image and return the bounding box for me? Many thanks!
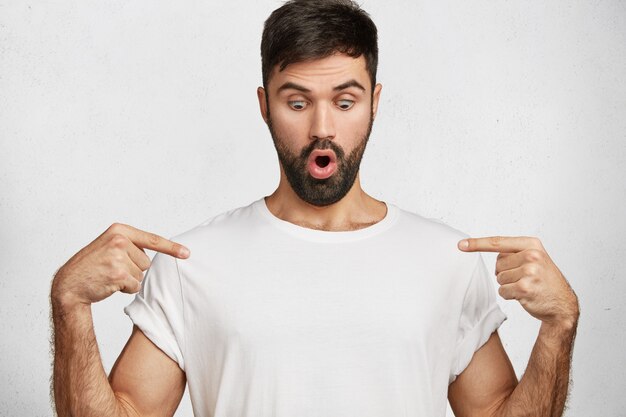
[458,236,541,253]
[109,223,190,258]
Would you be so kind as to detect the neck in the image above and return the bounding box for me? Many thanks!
[265,172,387,231]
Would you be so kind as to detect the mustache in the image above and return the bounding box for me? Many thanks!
[299,139,346,160]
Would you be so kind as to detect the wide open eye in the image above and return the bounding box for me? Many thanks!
[336,99,355,110]
[288,100,307,110]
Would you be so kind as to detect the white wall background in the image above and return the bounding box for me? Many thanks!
[1,1,625,416]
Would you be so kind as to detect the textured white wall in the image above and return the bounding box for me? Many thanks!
[1,1,625,416]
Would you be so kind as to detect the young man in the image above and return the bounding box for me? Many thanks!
[50,1,579,416]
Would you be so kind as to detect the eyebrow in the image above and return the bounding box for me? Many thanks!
[333,79,366,92]
[276,82,311,94]
[276,79,367,94]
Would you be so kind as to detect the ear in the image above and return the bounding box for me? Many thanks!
[257,86,269,124]
[371,83,382,120]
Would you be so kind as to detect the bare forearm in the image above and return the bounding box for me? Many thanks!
[51,297,132,417]
[495,321,578,417]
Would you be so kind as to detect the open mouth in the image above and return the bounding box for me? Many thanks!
[307,149,337,179]
[315,155,331,168]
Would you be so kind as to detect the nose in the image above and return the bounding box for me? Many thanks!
[309,103,336,141]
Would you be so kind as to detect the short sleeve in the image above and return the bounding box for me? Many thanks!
[449,253,506,384]
[124,252,186,370]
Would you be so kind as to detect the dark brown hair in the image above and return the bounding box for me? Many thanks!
[261,0,378,90]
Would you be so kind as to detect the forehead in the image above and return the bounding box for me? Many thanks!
[267,53,370,93]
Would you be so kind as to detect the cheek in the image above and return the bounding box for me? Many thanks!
[271,106,308,141]
[336,106,371,138]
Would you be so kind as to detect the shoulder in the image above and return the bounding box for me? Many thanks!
[392,204,471,242]
[167,199,263,249]
[389,204,480,269]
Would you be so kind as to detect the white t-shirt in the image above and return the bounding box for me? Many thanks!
[125,198,506,417]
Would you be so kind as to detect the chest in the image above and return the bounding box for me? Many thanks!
[182,244,462,355]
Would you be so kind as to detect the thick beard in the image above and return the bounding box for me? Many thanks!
[267,112,374,207]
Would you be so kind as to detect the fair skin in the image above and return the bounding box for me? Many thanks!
[256,54,386,231]
[50,53,578,417]
[51,224,188,417]
[451,237,579,417]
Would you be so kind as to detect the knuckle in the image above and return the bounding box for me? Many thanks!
[489,236,503,247]
[144,254,153,268]
[525,249,543,262]
[522,264,536,276]
[171,242,180,254]
[111,252,126,267]
[498,286,507,298]
[496,272,506,285]
[107,223,126,234]
[120,280,138,294]
[524,236,543,249]
[110,268,128,282]
[109,234,128,249]
[148,233,161,246]
[139,257,152,271]
[517,280,531,296]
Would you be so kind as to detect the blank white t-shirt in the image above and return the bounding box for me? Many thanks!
[125,197,506,417]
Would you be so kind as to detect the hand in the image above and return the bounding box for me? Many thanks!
[51,223,190,309]
[458,236,579,330]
